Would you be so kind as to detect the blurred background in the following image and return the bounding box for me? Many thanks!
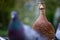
[0,0,60,38]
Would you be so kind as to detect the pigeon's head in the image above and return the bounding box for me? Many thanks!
[11,11,18,19]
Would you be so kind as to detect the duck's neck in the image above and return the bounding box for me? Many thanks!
[39,10,46,17]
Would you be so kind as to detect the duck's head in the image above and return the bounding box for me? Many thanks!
[38,2,45,10]
[38,2,46,15]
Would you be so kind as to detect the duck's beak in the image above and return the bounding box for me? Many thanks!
[39,3,45,10]
[40,4,44,8]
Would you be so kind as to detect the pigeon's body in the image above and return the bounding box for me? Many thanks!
[56,23,60,40]
[8,11,25,40]
[24,25,47,40]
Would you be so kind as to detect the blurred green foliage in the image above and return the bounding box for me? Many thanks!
[15,0,35,26]
[0,0,15,36]
[0,0,15,29]
[44,0,58,24]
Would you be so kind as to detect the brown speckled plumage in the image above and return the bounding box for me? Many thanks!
[32,2,55,40]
